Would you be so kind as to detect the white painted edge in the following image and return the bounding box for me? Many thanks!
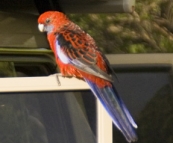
[0,74,89,92]
[97,100,112,143]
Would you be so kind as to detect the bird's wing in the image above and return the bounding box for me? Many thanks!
[55,30,113,82]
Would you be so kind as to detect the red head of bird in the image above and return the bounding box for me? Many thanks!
[38,11,69,33]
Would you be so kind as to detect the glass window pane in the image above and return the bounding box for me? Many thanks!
[113,70,172,142]
[0,62,16,77]
[0,91,96,143]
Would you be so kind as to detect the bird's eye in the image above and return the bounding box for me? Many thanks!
[45,18,50,24]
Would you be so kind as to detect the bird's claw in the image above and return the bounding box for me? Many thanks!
[49,73,61,86]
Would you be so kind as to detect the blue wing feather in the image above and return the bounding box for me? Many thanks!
[85,79,138,142]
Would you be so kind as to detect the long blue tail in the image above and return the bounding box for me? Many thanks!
[85,79,138,142]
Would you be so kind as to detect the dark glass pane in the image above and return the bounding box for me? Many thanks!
[0,91,96,143]
[113,71,173,143]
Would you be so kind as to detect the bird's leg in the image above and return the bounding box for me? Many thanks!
[56,74,61,86]
[49,73,62,86]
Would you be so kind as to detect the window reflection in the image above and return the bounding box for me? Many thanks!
[113,71,173,143]
[0,62,16,77]
[0,61,56,78]
[0,91,96,143]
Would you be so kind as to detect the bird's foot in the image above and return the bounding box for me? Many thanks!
[49,73,61,86]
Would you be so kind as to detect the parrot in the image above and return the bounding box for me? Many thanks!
[38,11,138,142]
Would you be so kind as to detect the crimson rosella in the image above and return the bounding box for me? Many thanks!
[38,11,138,142]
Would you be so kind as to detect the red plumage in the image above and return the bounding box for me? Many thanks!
[38,11,111,88]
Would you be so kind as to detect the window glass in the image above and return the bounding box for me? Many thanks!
[0,62,16,77]
[0,55,56,77]
[0,91,96,143]
[0,61,56,77]
[113,70,173,142]
[0,12,49,48]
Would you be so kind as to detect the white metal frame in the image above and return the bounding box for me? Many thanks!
[0,74,112,143]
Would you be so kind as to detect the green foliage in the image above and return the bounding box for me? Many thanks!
[68,0,173,54]
[128,44,146,53]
